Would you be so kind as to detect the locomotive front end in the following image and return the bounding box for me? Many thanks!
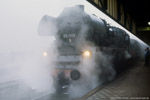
[38,5,94,91]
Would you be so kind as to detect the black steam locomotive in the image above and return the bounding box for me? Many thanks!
[38,5,143,92]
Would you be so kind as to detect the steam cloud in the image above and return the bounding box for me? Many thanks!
[49,6,117,98]
[68,50,116,98]
[1,1,147,99]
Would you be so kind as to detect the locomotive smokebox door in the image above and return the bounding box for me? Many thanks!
[70,70,81,80]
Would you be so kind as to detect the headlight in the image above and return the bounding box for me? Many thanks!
[42,52,48,57]
[83,50,92,58]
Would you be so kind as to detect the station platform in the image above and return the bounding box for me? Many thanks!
[81,62,150,100]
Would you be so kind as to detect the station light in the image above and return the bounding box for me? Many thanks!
[148,22,150,25]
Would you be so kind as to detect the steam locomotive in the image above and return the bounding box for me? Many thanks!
[38,5,144,92]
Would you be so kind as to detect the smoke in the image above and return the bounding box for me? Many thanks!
[0,0,67,97]
[68,49,116,98]
[130,38,147,59]
[54,6,117,98]
[124,51,132,59]
[1,0,146,99]
[0,41,58,100]
[18,53,55,92]
[0,39,57,91]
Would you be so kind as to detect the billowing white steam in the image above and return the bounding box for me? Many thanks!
[18,53,55,92]
[68,49,116,98]
[1,0,147,99]
[0,39,58,99]
[56,6,117,98]
[0,40,57,92]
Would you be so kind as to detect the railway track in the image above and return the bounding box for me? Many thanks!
[0,79,49,100]
[32,92,53,100]
[0,80,19,90]
[0,75,120,100]
[32,90,72,100]
[0,80,113,100]
[0,67,131,100]
[0,80,69,100]
[31,81,111,100]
